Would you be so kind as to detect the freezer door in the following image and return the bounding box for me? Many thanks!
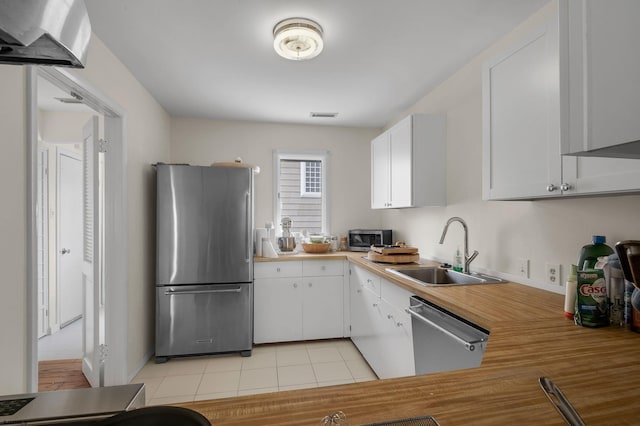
[156,283,253,358]
[156,164,253,285]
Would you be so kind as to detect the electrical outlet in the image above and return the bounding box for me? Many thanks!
[517,258,529,278]
[546,263,561,285]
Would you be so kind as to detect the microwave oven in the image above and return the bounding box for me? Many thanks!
[348,229,393,252]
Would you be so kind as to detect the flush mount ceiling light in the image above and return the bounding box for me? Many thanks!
[273,18,324,61]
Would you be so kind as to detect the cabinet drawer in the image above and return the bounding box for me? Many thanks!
[351,265,381,297]
[303,260,343,277]
[381,278,413,311]
[254,261,302,279]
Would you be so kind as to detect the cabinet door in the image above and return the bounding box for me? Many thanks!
[482,9,562,200]
[562,155,640,195]
[349,268,383,367]
[371,132,390,209]
[303,276,344,340]
[561,0,640,155]
[377,302,415,378]
[389,117,413,208]
[253,278,302,344]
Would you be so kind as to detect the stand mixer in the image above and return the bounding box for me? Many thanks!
[277,217,296,252]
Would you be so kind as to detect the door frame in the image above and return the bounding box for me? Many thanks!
[26,66,129,390]
[37,146,50,339]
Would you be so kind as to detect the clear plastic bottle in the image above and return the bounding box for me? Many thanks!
[577,235,614,271]
[563,264,578,319]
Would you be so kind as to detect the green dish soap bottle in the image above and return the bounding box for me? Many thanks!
[577,235,613,271]
[452,247,463,272]
[574,236,613,327]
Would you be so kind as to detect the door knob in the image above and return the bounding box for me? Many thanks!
[61,248,71,255]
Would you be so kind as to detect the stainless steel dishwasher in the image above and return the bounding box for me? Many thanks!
[406,296,489,375]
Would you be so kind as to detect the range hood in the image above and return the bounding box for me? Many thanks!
[0,0,91,68]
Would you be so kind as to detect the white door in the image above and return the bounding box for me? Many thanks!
[58,151,83,326]
[82,116,102,387]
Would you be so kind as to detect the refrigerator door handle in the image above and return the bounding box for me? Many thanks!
[246,191,251,263]
[164,288,243,296]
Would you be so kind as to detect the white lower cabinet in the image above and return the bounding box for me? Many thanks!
[253,276,303,343]
[302,275,344,340]
[349,264,415,379]
[253,260,345,344]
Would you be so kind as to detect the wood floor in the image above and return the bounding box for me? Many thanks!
[38,359,90,392]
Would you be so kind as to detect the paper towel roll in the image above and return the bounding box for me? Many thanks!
[255,228,267,256]
[262,238,279,258]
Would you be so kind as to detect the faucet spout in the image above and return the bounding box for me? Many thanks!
[438,216,478,274]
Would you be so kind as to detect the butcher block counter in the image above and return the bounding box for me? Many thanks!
[178,252,640,425]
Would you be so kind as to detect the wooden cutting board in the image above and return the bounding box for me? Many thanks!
[367,251,420,264]
[370,245,419,255]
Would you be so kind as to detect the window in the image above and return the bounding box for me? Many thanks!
[300,161,322,198]
[274,150,329,235]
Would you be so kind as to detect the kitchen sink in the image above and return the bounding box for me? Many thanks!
[386,267,505,286]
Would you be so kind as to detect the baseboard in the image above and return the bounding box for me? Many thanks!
[128,349,154,384]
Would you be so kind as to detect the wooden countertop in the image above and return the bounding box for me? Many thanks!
[179,252,640,425]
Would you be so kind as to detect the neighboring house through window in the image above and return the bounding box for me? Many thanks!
[274,150,329,236]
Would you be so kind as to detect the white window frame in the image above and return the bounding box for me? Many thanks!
[300,161,322,198]
[273,149,330,235]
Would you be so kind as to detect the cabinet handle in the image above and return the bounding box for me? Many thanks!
[560,183,572,191]
[387,314,394,320]
[373,302,379,307]
[308,282,312,287]
[396,322,403,327]
[276,267,281,272]
[546,184,557,192]
[321,266,326,271]
[356,289,362,294]
[293,283,298,288]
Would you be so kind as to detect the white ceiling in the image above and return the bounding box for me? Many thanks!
[84,0,549,128]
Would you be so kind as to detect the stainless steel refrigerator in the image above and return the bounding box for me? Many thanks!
[155,164,253,363]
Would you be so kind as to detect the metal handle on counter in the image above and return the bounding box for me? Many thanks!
[539,377,585,426]
[405,306,483,352]
[164,288,242,295]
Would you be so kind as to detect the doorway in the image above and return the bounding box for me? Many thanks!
[27,67,128,391]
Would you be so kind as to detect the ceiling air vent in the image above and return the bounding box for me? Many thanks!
[310,112,338,118]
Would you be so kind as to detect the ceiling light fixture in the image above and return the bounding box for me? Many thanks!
[273,18,323,61]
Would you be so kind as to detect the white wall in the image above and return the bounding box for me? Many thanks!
[0,65,28,394]
[170,119,381,238]
[381,1,640,293]
[39,110,93,144]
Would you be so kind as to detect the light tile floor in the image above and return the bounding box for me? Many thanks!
[131,339,378,405]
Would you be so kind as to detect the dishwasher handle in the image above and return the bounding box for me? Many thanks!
[405,306,484,352]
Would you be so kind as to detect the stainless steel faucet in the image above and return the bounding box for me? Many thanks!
[439,217,479,274]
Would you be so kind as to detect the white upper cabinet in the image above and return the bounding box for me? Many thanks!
[371,114,446,209]
[482,10,561,200]
[483,1,640,200]
[560,0,640,158]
